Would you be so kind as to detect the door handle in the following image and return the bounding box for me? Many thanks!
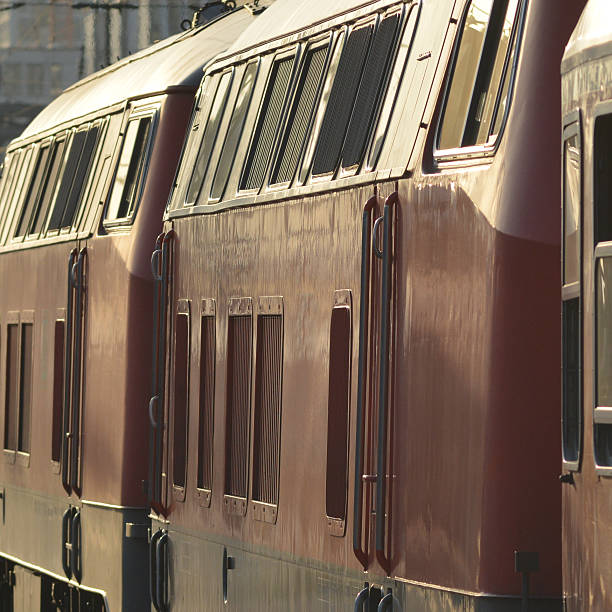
[354,583,369,612]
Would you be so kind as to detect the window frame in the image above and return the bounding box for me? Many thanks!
[591,101,612,475]
[237,45,300,196]
[433,0,527,163]
[3,310,34,468]
[561,109,582,473]
[103,105,159,230]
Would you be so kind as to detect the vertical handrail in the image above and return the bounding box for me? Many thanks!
[149,529,163,611]
[353,196,378,570]
[62,249,77,494]
[61,506,73,579]
[70,508,81,584]
[156,531,169,612]
[153,230,174,513]
[70,247,86,494]
[148,233,164,507]
[375,192,398,575]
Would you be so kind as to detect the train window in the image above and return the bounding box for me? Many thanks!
[1,148,32,245]
[3,313,33,461]
[251,299,283,523]
[312,22,375,176]
[105,115,153,223]
[594,112,612,469]
[325,291,352,534]
[196,301,216,507]
[186,71,233,206]
[49,125,100,232]
[172,301,190,499]
[51,317,65,467]
[240,53,296,191]
[341,11,401,170]
[437,0,523,151]
[561,114,581,471]
[29,136,67,237]
[14,143,51,238]
[4,321,19,453]
[0,151,21,244]
[223,299,253,516]
[18,321,33,454]
[210,61,258,202]
[270,42,329,185]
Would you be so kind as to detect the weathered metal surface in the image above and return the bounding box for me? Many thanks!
[561,3,612,610]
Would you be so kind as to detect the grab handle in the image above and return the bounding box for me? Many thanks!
[375,192,398,575]
[378,590,393,612]
[353,196,378,570]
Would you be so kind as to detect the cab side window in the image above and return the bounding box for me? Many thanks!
[105,115,153,224]
[437,0,522,152]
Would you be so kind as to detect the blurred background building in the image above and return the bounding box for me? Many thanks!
[0,0,210,157]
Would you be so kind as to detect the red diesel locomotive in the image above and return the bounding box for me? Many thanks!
[0,5,262,610]
[146,0,586,610]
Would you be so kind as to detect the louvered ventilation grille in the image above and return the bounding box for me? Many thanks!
[342,13,400,168]
[198,315,215,491]
[272,46,328,184]
[252,314,283,505]
[312,24,373,176]
[241,56,294,191]
[225,315,252,498]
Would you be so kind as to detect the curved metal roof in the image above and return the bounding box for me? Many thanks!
[19,7,259,140]
[224,0,384,55]
[562,0,612,72]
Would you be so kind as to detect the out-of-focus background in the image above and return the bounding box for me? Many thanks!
[0,0,229,156]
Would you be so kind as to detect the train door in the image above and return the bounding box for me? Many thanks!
[53,117,113,587]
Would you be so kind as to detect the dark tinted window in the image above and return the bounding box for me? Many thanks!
[210,62,258,202]
[4,324,19,451]
[312,23,374,175]
[15,144,50,237]
[29,137,67,236]
[173,310,189,491]
[18,322,33,453]
[342,12,401,169]
[271,44,328,185]
[240,55,295,191]
[186,71,233,206]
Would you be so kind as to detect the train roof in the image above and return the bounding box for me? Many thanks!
[223,0,384,55]
[19,6,260,141]
[562,0,612,72]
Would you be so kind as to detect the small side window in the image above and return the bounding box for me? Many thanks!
[0,148,32,245]
[561,113,581,471]
[437,0,523,153]
[105,115,154,224]
[3,311,34,465]
[172,300,190,500]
